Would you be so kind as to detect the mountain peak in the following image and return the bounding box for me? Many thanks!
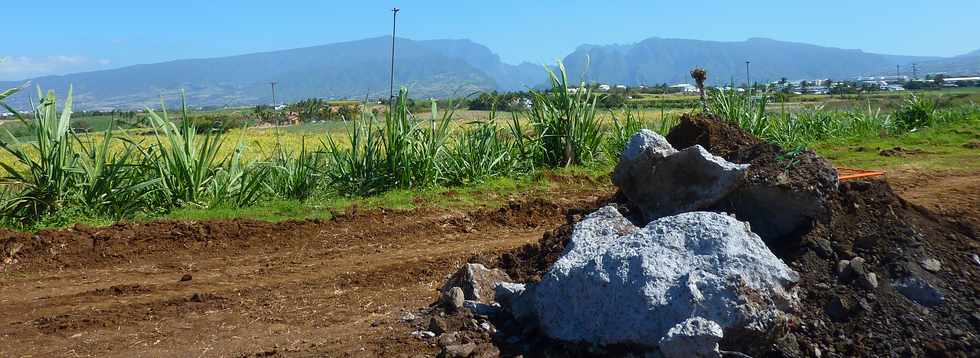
[959,49,980,58]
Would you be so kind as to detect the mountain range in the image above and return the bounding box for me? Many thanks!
[1,37,978,110]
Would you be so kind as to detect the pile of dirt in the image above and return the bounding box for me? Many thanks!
[665,113,838,198]
[422,114,979,357]
[667,113,839,253]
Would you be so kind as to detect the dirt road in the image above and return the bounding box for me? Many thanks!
[0,170,976,357]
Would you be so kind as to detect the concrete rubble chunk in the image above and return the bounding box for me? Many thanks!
[508,207,798,347]
[893,275,945,307]
[441,263,512,304]
[658,317,724,358]
[613,130,748,222]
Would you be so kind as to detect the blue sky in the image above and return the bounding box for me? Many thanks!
[1,0,978,80]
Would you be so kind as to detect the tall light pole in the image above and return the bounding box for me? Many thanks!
[389,7,400,105]
[745,61,751,94]
[269,81,278,125]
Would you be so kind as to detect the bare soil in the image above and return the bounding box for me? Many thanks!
[0,184,610,357]
[0,135,977,356]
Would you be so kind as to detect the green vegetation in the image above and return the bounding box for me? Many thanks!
[706,88,980,149]
[812,111,980,171]
[1,64,978,231]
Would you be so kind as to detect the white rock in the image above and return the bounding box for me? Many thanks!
[920,258,942,272]
[613,130,748,222]
[401,312,417,322]
[494,282,531,319]
[659,317,724,358]
[519,207,798,346]
[618,129,678,162]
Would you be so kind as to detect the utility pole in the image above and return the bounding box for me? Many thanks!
[912,63,918,80]
[896,65,900,83]
[269,81,278,125]
[745,60,751,94]
[389,7,400,106]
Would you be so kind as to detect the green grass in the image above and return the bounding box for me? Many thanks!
[811,114,980,171]
[160,164,609,223]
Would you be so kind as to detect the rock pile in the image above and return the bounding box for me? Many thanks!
[415,114,979,357]
[500,207,799,355]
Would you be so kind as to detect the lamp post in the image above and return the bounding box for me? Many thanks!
[745,61,751,94]
[389,7,400,105]
[269,81,278,125]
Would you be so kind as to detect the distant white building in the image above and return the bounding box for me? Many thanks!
[670,83,699,93]
[615,85,627,90]
[857,75,909,83]
[597,84,611,92]
[942,76,980,83]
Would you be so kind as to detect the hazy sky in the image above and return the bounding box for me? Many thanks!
[2,0,978,80]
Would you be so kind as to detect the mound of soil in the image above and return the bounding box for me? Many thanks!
[427,115,979,357]
[667,114,839,252]
[665,113,838,198]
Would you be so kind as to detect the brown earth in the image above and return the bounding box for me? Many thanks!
[0,157,977,356]
[0,182,611,358]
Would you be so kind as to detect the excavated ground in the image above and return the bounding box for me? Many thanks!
[421,115,980,357]
[0,180,612,357]
[0,117,977,357]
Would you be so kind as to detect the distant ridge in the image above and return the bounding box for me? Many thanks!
[2,37,977,110]
[559,37,944,86]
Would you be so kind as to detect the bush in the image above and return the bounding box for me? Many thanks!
[894,94,937,131]
[521,61,604,167]
[184,113,249,133]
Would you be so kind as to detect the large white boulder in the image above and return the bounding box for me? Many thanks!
[613,130,748,222]
[512,206,798,347]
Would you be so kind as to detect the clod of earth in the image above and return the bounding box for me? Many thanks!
[502,207,798,349]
